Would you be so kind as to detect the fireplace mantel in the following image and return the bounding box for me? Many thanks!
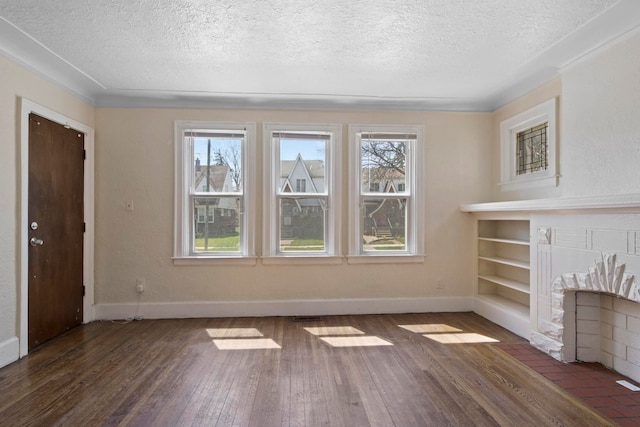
[461,193,640,214]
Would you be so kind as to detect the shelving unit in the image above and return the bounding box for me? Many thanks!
[475,217,531,338]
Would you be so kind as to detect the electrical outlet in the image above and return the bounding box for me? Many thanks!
[136,278,145,293]
[436,280,444,289]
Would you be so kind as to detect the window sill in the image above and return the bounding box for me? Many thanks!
[173,256,258,266]
[261,255,344,265]
[347,254,425,264]
[499,174,559,192]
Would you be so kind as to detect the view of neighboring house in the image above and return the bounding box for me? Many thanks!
[193,158,237,238]
[361,168,406,240]
[279,154,325,240]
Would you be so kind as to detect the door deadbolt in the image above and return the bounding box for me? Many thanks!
[30,222,38,230]
[30,237,44,246]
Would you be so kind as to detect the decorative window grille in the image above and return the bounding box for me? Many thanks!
[516,122,548,175]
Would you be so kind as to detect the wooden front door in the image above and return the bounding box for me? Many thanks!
[28,113,85,350]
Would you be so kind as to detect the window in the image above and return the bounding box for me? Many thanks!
[516,123,548,175]
[500,98,557,191]
[348,125,425,261]
[263,123,341,261]
[174,121,256,263]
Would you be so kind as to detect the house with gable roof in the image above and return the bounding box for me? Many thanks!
[193,158,237,238]
[279,154,325,239]
[361,167,407,239]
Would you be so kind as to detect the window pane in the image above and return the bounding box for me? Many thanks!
[279,138,326,194]
[361,139,406,194]
[279,198,325,252]
[362,197,406,251]
[193,197,240,253]
[516,123,548,175]
[193,137,242,193]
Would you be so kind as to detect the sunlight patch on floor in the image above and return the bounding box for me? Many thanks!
[213,338,282,350]
[303,326,365,336]
[320,336,393,347]
[206,328,264,338]
[399,324,463,333]
[423,333,499,344]
[399,323,500,344]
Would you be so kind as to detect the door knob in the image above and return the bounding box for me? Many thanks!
[30,237,44,246]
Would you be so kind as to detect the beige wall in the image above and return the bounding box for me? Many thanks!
[0,55,94,350]
[94,108,492,308]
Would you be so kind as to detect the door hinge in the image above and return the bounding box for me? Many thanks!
[83,150,86,160]
[82,285,86,296]
[83,222,86,233]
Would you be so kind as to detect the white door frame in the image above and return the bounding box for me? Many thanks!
[19,98,95,357]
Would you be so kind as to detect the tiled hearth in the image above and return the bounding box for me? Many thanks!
[499,342,640,427]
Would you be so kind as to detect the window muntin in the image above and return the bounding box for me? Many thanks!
[349,125,424,259]
[175,121,255,260]
[264,124,341,259]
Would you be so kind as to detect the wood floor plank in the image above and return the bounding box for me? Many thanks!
[0,313,616,426]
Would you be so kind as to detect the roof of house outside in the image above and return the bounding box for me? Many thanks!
[280,159,324,179]
[194,165,230,192]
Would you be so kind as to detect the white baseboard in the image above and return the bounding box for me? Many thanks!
[473,297,530,339]
[0,336,19,369]
[94,297,473,320]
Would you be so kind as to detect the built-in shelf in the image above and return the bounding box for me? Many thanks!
[474,217,531,339]
[478,256,530,270]
[478,237,530,246]
[478,275,530,294]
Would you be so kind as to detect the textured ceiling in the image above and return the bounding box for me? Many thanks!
[0,0,638,110]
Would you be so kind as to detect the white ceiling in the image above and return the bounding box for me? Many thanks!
[1,0,639,111]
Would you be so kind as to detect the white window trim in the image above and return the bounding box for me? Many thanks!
[348,124,425,263]
[263,122,342,264]
[173,120,257,265]
[499,98,558,192]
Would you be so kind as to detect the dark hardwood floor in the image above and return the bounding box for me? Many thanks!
[0,313,615,426]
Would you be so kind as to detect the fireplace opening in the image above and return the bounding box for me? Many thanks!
[573,291,640,383]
